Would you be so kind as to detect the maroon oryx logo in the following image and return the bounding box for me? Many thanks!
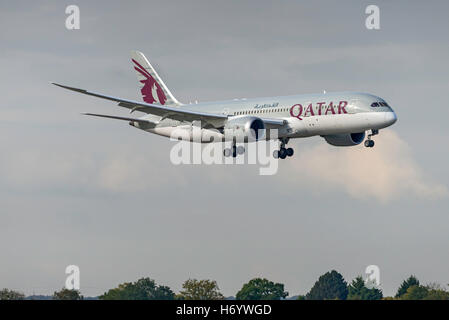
[132,59,167,105]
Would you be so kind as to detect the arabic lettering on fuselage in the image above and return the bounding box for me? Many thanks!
[254,102,279,109]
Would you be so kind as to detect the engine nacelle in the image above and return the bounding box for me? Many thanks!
[323,132,365,146]
[224,116,266,141]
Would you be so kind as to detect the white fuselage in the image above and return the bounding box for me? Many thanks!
[134,91,397,142]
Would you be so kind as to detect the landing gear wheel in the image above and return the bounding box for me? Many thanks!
[365,129,378,148]
[279,148,287,159]
[236,146,245,155]
[223,148,231,157]
[232,146,237,158]
[274,138,294,159]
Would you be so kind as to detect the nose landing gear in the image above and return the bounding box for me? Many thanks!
[273,138,294,159]
[364,129,378,148]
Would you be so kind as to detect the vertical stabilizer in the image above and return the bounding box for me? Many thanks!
[130,50,181,106]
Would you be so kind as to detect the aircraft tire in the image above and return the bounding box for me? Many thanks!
[279,148,287,159]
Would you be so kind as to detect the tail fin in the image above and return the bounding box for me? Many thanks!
[130,50,181,106]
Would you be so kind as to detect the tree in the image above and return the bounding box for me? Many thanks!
[423,283,449,300]
[395,275,420,298]
[424,289,449,300]
[0,288,25,300]
[236,278,288,300]
[306,270,348,300]
[178,279,224,300]
[53,288,83,300]
[99,277,174,300]
[347,276,383,300]
[400,283,449,300]
[400,285,428,300]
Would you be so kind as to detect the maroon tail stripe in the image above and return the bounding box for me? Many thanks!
[132,59,152,78]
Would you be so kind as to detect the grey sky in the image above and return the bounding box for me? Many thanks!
[1,0,449,297]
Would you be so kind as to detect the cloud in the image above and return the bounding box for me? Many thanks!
[0,145,184,193]
[285,130,448,202]
[96,151,188,193]
[1,129,446,203]
[0,148,95,190]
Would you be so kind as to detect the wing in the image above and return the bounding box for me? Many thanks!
[53,83,289,129]
[53,83,228,127]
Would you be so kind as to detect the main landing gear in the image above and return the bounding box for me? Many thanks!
[223,144,245,158]
[364,129,379,148]
[273,138,294,159]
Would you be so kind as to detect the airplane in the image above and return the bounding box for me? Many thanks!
[53,51,397,159]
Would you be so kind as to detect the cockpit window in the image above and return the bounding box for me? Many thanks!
[371,101,390,108]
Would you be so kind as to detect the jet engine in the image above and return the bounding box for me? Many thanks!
[323,132,365,146]
[224,116,266,141]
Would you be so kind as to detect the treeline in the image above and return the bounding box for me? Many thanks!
[1,270,448,300]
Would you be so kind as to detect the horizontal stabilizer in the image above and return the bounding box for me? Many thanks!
[82,113,151,124]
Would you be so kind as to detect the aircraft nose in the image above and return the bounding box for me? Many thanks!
[384,111,397,126]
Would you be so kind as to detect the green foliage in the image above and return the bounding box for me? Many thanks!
[395,275,419,298]
[178,279,224,300]
[297,295,306,300]
[0,288,25,300]
[424,288,449,300]
[52,288,83,300]
[347,276,383,300]
[400,283,449,300]
[400,285,428,300]
[306,270,348,300]
[236,278,288,300]
[99,277,174,300]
